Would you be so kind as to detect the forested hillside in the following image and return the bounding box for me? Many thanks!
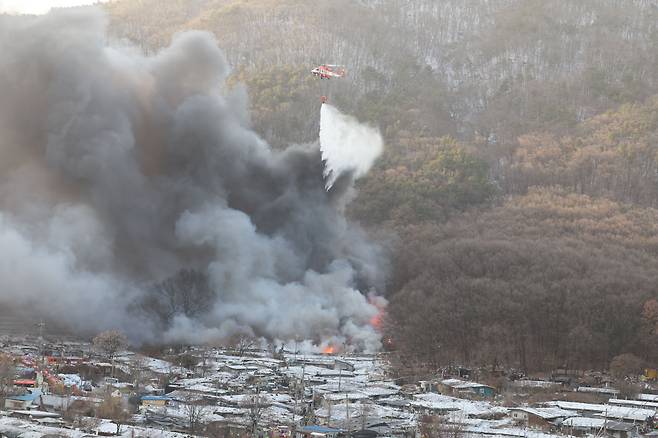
[105,0,658,371]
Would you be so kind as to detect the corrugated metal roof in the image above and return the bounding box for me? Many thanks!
[141,395,171,401]
[300,425,343,433]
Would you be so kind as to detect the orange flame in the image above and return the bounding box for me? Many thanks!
[322,345,335,354]
[368,295,386,331]
[370,313,382,329]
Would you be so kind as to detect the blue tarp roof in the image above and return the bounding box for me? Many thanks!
[8,390,41,402]
[299,425,343,433]
[141,395,171,401]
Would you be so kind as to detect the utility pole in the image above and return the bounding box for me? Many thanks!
[37,320,45,340]
[36,320,46,366]
[300,357,306,426]
[338,366,342,391]
[345,393,350,437]
[292,378,298,436]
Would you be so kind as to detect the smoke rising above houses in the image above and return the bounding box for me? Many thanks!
[0,7,386,351]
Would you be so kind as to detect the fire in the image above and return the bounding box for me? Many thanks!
[370,312,382,329]
[322,345,336,354]
[368,294,387,331]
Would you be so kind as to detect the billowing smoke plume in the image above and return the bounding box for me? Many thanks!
[0,8,386,350]
[320,104,383,190]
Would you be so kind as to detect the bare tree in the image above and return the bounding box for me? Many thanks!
[358,401,374,430]
[420,415,465,438]
[239,392,267,436]
[75,415,101,433]
[149,269,215,326]
[227,333,257,356]
[0,355,15,402]
[183,399,207,433]
[199,347,213,377]
[97,391,130,435]
[93,330,128,377]
[610,353,644,378]
[130,355,147,393]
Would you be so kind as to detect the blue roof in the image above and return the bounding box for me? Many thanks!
[299,425,343,433]
[8,390,41,402]
[141,395,171,401]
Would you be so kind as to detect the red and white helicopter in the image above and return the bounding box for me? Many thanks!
[311,64,346,79]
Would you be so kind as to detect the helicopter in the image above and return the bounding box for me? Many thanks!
[311,64,346,79]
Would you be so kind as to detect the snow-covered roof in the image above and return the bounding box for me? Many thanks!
[378,397,411,408]
[58,374,85,387]
[547,401,607,412]
[412,393,507,417]
[458,417,562,438]
[315,401,415,424]
[218,393,291,406]
[547,401,655,421]
[9,410,60,418]
[323,392,369,402]
[577,386,619,395]
[609,398,658,409]
[512,380,557,388]
[593,406,655,422]
[510,407,576,420]
[441,378,492,390]
[141,357,190,375]
[638,393,658,402]
[561,416,606,429]
[95,421,118,434]
[213,406,247,415]
[141,395,171,401]
[358,385,400,398]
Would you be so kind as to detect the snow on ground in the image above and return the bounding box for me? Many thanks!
[142,357,191,375]
[0,416,203,438]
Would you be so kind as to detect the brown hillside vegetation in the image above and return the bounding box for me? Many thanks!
[390,188,658,371]
[501,97,658,206]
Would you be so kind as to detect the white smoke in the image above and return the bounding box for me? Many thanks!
[0,0,107,15]
[320,104,383,190]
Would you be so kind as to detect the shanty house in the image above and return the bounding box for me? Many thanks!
[593,406,655,426]
[438,379,495,398]
[604,421,636,438]
[141,395,171,407]
[560,418,635,438]
[419,380,438,393]
[296,425,342,438]
[322,391,369,407]
[4,390,41,410]
[509,407,576,430]
[13,379,36,388]
[333,359,355,373]
[549,401,655,428]
[560,416,606,436]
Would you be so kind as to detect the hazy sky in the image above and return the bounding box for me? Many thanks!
[0,0,106,14]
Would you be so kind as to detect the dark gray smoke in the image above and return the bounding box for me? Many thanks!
[0,7,386,350]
